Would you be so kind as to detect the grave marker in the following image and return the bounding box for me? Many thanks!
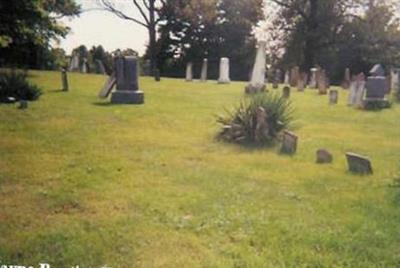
[281,131,298,155]
[218,57,231,84]
[346,152,373,175]
[245,42,266,93]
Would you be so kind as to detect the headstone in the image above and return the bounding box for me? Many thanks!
[218,57,231,84]
[348,73,366,106]
[185,62,193,82]
[297,76,305,92]
[280,131,298,155]
[98,73,117,99]
[95,59,106,75]
[61,68,69,92]
[81,58,88,73]
[341,68,351,89]
[345,152,373,175]
[155,69,161,82]
[309,68,318,88]
[329,89,338,104]
[17,100,28,109]
[255,107,269,143]
[290,66,299,87]
[282,86,290,98]
[318,69,327,95]
[364,64,389,108]
[68,51,80,72]
[200,58,208,82]
[110,56,144,104]
[284,70,290,85]
[272,69,281,89]
[245,42,266,93]
[316,149,333,164]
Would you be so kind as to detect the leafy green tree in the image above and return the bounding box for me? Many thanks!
[0,0,80,68]
[155,0,263,80]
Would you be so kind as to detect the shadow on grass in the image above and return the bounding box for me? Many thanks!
[215,136,281,152]
[92,101,116,107]
[47,89,67,93]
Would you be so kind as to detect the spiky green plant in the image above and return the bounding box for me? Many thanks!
[0,69,42,102]
[217,93,294,145]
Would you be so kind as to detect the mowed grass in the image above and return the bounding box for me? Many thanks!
[1,70,400,267]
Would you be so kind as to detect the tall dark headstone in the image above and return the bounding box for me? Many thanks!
[61,68,69,92]
[364,64,389,108]
[111,56,144,104]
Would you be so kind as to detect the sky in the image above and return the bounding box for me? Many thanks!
[58,0,148,56]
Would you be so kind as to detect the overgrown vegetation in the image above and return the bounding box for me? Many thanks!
[217,93,293,145]
[0,70,42,102]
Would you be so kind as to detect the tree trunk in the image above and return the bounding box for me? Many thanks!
[149,0,157,78]
[302,0,318,71]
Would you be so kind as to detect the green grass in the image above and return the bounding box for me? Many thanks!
[1,70,400,267]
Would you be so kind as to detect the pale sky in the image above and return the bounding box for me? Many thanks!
[58,0,148,56]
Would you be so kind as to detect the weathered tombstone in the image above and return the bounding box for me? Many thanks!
[297,75,305,92]
[309,68,318,88]
[255,107,269,143]
[98,73,116,99]
[109,56,144,104]
[81,58,88,73]
[316,149,333,164]
[68,51,80,72]
[200,58,208,82]
[61,68,69,92]
[329,89,338,104]
[341,68,351,90]
[348,73,366,106]
[345,152,373,175]
[155,69,161,82]
[282,86,291,98]
[318,69,327,95]
[95,59,106,75]
[272,69,281,89]
[290,66,299,87]
[280,131,298,155]
[284,70,290,85]
[364,64,389,108]
[17,100,28,110]
[185,62,193,82]
[245,41,266,93]
[218,57,231,84]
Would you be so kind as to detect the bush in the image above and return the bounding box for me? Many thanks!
[217,93,294,145]
[0,69,42,102]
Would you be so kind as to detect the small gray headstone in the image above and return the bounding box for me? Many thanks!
[281,131,298,154]
[282,86,290,98]
[329,89,338,104]
[316,149,333,164]
[345,152,373,175]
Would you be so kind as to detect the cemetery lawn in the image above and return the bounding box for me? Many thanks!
[1,70,400,267]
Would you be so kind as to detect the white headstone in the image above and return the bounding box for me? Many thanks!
[284,71,290,85]
[218,57,231,84]
[247,41,266,91]
[348,73,366,106]
[81,58,88,73]
[200,58,208,82]
[69,52,80,72]
[309,68,318,88]
[185,62,193,82]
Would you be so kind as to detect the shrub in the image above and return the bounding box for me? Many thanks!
[0,69,42,102]
[217,93,294,145]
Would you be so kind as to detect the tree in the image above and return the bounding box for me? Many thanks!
[155,0,264,80]
[98,0,166,76]
[0,0,80,68]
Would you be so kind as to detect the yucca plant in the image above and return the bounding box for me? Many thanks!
[217,93,294,145]
[0,69,42,102]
